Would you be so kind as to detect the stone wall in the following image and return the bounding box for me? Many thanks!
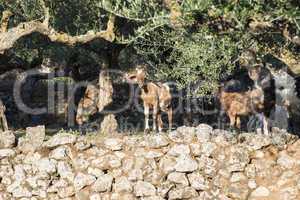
[0,125,300,200]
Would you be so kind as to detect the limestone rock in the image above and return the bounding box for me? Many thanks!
[159,155,176,174]
[73,172,96,191]
[44,133,76,147]
[168,186,198,200]
[227,146,250,172]
[239,133,271,150]
[167,172,189,186]
[277,151,296,169]
[0,149,15,158]
[74,140,91,151]
[146,134,169,148]
[0,131,15,148]
[174,155,198,172]
[87,167,104,178]
[91,174,113,192]
[49,146,68,160]
[11,185,32,198]
[141,196,164,200]
[57,161,75,182]
[134,181,156,197]
[169,126,196,143]
[18,125,45,153]
[188,172,209,190]
[200,142,217,157]
[168,144,190,157]
[34,158,56,174]
[128,169,143,181]
[250,186,270,198]
[100,114,118,134]
[91,154,121,170]
[104,138,123,151]
[226,182,249,200]
[144,170,164,186]
[114,176,133,193]
[57,186,75,198]
[196,123,213,142]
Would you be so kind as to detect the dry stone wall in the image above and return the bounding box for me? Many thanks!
[0,125,300,200]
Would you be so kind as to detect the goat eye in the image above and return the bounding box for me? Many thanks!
[278,86,284,91]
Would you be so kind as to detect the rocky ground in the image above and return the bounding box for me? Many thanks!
[0,125,300,200]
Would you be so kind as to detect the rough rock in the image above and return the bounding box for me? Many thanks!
[91,174,113,192]
[168,144,190,157]
[73,172,96,191]
[49,146,68,160]
[18,125,45,153]
[188,172,209,190]
[44,133,76,147]
[114,176,133,193]
[0,131,15,148]
[168,186,198,200]
[128,168,143,181]
[0,125,299,199]
[57,161,75,182]
[134,181,156,197]
[277,151,296,169]
[196,123,213,142]
[250,186,270,198]
[0,149,15,158]
[34,158,56,174]
[169,126,196,143]
[167,172,189,186]
[100,114,118,134]
[174,155,198,172]
[104,138,123,151]
[147,134,169,148]
[226,182,249,200]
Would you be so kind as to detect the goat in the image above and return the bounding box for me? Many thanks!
[124,67,172,133]
[248,64,276,133]
[219,84,269,135]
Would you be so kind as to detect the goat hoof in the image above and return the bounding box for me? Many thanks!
[144,129,150,134]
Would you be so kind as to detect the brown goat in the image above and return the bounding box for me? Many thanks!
[219,85,269,135]
[124,67,172,133]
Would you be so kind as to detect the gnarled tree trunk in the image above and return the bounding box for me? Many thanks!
[0,6,116,54]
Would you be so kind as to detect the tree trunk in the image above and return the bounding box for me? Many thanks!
[0,99,9,131]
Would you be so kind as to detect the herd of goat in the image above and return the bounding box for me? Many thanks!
[121,63,299,135]
[0,55,298,135]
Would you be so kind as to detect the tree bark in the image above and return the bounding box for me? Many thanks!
[0,99,9,131]
[0,8,116,54]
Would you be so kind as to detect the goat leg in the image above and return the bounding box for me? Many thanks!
[263,115,269,135]
[153,105,158,132]
[157,111,163,133]
[167,108,173,132]
[144,104,150,134]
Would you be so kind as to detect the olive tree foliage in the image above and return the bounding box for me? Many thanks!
[133,0,300,95]
[0,0,299,95]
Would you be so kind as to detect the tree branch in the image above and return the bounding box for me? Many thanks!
[163,0,182,28]
[0,10,116,54]
[38,0,50,27]
[1,10,13,33]
[283,24,300,46]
